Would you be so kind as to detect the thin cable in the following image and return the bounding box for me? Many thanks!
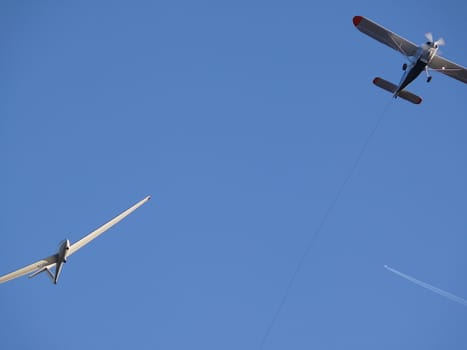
[259,100,393,349]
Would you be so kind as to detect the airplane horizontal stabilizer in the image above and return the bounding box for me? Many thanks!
[373,77,422,104]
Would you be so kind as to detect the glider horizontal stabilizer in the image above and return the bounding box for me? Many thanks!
[373,77,422,104]
[29,266,55,282]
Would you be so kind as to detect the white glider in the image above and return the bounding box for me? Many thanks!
[0,196,150,284]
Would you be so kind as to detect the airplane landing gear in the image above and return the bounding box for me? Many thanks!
[425,66,432,83]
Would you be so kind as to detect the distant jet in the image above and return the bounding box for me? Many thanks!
[0,196,150,284]
[353,15,467,104]
[384,265,467,307]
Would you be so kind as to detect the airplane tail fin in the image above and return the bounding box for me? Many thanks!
[29,266,55,283]
[373,77,422,104]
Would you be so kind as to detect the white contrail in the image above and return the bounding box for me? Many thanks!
[384,265,467,307]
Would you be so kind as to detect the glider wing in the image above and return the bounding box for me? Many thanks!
[68,196,151,256]
[0,254,58,284]
[353,16,419,57]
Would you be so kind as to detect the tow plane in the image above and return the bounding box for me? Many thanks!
[353,16,467,104]
[0,196,150,285]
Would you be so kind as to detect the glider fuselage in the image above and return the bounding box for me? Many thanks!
[54,239,70,284]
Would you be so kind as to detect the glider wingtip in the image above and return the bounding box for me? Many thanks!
[353,15,363,27]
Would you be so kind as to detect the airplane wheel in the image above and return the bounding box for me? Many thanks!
[402,63,407,71]
[427,76,432,83]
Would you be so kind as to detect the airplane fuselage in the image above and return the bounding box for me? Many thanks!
[397,59,427,93]
[395,45,438,95]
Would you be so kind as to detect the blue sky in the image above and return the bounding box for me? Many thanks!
[1,1,466,349]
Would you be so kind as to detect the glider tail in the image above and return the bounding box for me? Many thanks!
[373,77,422,104]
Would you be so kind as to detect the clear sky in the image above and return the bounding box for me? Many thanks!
[1,1,466,349]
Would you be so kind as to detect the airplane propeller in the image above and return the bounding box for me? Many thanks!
[425,32,433,43]
[425,32,445,48]
[435,37,445,47]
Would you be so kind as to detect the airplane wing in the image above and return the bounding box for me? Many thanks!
[353,16,419,57]
[0,254,58,284]
[428,55,467,83]
[68,196,151,256]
